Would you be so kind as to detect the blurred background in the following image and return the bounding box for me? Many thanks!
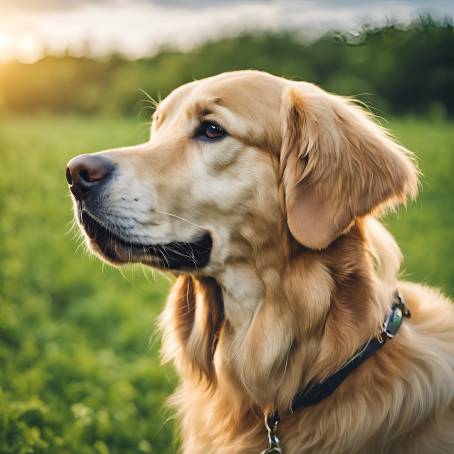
[0,1,453,453]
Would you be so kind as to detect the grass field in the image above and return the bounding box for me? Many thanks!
[0,116,453,453]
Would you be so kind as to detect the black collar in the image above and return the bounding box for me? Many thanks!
[263,291,411,453]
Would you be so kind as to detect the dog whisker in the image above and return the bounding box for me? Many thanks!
[154,210,206,231]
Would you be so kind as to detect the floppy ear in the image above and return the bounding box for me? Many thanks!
[160,275,224,382]
[281,84,418,249]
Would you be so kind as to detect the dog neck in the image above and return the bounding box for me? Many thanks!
[213,218,396,411]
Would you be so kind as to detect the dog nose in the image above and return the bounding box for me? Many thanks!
[66,154,115,201]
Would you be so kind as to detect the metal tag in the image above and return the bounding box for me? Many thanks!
[261,413,283,454]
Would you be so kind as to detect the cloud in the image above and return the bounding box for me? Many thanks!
[143,0,272,8]
[0,0,272,12]
[0,0,115,13]
[2,0,453,12]
[0,0,452,63]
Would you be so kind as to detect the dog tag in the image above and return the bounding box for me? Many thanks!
[261,413,283,454]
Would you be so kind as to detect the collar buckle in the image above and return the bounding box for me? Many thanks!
[383,291,411,339]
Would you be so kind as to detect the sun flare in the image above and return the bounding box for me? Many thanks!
[0,30,44,63]
[0,32,13,58]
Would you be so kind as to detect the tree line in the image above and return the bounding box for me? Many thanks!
[0,17,453,117]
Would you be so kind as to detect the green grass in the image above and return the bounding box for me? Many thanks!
[0,117,176,454]
[384,118,454,293]
[0,116,453,453]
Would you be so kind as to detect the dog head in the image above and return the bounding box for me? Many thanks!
[67,70,417,274]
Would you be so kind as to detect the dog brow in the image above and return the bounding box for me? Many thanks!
[191,97,223,118]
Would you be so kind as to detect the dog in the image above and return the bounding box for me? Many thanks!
[66,70,454,453]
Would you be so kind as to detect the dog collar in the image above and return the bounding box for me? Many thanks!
[261,291,411,454]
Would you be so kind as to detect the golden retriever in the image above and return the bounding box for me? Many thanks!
[66,70,454,453]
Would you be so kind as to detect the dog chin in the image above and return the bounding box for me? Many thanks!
[78,209,213,271]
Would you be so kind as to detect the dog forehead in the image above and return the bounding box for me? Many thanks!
[192,71,285,114]
[161,71,286,119]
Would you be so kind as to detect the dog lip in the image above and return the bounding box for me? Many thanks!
[78,209,213,270]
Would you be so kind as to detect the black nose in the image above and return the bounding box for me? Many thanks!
[66,154,115,201]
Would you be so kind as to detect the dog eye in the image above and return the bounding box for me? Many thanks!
[196,121,226,141]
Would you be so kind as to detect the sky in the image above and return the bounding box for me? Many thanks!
[0,0,452,62]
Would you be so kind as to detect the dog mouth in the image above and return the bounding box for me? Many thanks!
[78,209,212,270]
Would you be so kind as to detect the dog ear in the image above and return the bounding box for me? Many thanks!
[280,84,418,249]
[160,275,224,382]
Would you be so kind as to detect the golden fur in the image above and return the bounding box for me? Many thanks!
[71,71,454,453]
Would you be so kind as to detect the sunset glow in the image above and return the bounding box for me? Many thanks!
[0,32,13,61]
